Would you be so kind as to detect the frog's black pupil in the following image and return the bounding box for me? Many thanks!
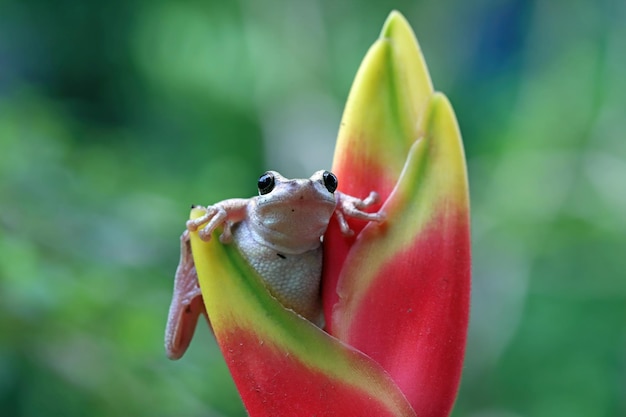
[258,172,275,195]
[322,171,338,193]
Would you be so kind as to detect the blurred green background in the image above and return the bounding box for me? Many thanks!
[1,0,624,416]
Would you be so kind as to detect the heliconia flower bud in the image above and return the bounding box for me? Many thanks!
[186,10,470,417]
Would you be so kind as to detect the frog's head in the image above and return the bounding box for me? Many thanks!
[248,170,339,252]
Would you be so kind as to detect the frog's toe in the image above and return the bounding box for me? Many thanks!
[198,227,213,241]
[363,191,380,206]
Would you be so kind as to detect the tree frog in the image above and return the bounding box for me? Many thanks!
[165,170,385,359]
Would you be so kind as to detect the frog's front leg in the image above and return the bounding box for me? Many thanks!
[186,198,249,242]
[334,191,386,236]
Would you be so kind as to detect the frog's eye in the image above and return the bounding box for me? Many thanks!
[322,171,338,193]
[258,172,276,195]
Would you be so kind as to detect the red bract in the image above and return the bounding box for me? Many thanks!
[187,10,470,417]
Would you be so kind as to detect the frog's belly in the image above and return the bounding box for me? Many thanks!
[232,222,323,325]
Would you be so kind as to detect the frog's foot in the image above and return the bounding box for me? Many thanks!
[165,230,204,360]
[218,221,235,244]
[335,191,386,236]
[186,205,229,241]
[175,231,202,303]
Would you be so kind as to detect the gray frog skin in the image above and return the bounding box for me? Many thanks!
[164,170,385,360]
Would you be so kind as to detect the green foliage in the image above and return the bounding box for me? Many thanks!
[1,1,624,416]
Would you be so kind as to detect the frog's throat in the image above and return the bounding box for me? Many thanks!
[240,220,324,255]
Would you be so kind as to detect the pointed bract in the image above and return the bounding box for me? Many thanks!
[323,11,470,417]
[323,11,435,321]
[329,95,471,416]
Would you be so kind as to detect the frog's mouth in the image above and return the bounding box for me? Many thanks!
[258,200,336,229]
[250,186,336,251]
